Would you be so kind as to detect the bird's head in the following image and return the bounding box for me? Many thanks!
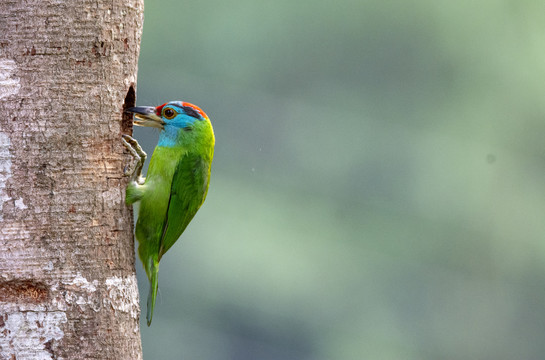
[126,101,213,147]
[127,100,209,130]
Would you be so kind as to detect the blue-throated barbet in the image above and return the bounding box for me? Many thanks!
[122,101,214,326]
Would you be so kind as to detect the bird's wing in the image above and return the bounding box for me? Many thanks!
[158,152,211,258]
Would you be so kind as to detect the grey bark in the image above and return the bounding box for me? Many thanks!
[0,1,144,359]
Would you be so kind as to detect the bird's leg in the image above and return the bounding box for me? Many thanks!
[122,134,146,185]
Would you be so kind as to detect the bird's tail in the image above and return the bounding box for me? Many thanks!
[146,257,159,326]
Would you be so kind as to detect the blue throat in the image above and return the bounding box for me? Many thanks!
[158,126,180,147]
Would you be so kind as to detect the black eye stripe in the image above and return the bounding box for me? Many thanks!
[169,104,202,119]
[181,106,201,119]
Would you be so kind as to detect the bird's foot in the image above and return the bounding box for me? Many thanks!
[122,134,147,184]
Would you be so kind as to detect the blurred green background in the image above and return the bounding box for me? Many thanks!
[132,0,545,359]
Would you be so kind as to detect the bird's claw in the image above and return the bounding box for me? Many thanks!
[122,134,147,183]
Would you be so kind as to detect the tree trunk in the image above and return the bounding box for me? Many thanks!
[0,1,144,359]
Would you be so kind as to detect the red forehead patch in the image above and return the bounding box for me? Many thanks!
[155,103,167,116]
[182,102,208,119]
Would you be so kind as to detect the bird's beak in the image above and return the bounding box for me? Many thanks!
[125,106,165,129]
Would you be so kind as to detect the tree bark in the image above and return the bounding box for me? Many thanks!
[0,1,144,359]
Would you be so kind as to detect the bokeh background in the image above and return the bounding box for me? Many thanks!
[131,1,545,359]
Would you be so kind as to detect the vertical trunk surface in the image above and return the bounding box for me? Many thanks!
[0,1,144,359]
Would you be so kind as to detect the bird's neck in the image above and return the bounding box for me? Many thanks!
[158,126,180,148]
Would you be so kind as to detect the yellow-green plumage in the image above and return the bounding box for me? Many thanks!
[123,101,214,326]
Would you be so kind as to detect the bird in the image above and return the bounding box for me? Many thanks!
[122,100,215,326]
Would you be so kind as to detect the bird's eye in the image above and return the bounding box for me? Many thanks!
[163,108,176,119]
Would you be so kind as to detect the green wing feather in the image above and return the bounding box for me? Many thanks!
[159,152,212,258]
[141,151,211,325]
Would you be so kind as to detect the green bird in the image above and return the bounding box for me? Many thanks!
[122,100,214,326]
